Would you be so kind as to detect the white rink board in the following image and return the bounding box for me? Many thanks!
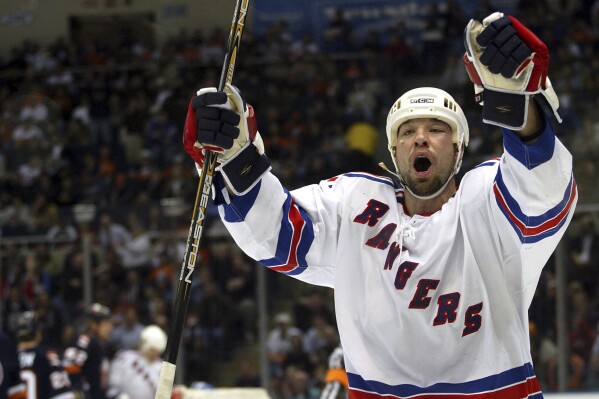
[180,387,271,399]
[546,394,599,398]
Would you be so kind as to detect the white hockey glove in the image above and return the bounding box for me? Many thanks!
[463,12,562,130]
[183,83,271,195]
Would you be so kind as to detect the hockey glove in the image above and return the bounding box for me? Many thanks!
[463,12,561,130]
[183,83,271,195]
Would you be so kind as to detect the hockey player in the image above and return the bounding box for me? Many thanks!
[320,346,347,399]
[14,311,75,399]
[63,304,113,399]
[183,11,576,399]
[107,325,167,399]
[0,331,26,399]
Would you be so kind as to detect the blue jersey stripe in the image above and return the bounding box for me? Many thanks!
[259,190,314,274]
[348,362,538,397]
[474,158,500,169]
[222,181,261,222]
[502,120,555,170]
[494,169,576,243]
[342,172,398,188]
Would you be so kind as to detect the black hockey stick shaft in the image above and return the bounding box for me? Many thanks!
[155,1,251,397]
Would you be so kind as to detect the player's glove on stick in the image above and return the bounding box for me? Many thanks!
[463,12,562,130]
[183,83,271,195]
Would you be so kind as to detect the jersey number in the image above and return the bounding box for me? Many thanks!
[20,370,37,399]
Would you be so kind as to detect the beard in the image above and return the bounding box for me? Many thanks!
[401,162,455,198]
[403,175,447,197]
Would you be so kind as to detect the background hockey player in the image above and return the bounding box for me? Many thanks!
[320,346,347,399]
[15,311,75,399]
[63,304,113,399]
[107,325,167,399]
[183,11,576,399]
[0,330,26,399]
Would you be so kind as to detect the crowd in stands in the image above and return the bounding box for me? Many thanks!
[1,0,599,397]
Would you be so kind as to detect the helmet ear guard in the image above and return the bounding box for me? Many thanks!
[384,87,470,199]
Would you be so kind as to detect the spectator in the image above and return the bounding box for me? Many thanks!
[83,72,113,145]
[336,122,380,175]
[93,263,123,310]
[59,247,98,319]
[322,8,353,52]
[284,334,314,375]
[33,290,65,349]
[266,312,303,378]
[281,367,320,399]
[195,281,235,361]
[293,289,335,333]
[11,117,44,143]
[18,90,50,124]
[223,250,257,342]
[568,215,599,291]
[96,212,132,251]
[234,360,261,388]
[20,252,52,307]
[2,285,29,338]
[303,315,333,359]
[113,212,152,270]
[567,281,596,366]
[144,110,178,166]
[588,322,599,388]
[46,211,78,244]
[421,3,447,73]
[546,350,586,391]
[110,304,144,352]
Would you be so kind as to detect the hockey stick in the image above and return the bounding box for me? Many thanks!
[154,1,251,398]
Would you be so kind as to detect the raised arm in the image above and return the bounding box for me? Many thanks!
[463,12,562,138]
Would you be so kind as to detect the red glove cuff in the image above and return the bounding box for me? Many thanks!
[507,15,549,91]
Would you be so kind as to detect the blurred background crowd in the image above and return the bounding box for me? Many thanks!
[1,0,599,397]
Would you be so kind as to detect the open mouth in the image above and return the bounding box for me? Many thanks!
[413,156,432,173]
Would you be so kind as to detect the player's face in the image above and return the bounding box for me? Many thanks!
[144,347,162,361]
[97,319,113,341]
[394,118,457,197]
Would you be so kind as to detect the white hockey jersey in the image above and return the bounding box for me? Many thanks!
[108,350,161,399]
[216,123,576,398]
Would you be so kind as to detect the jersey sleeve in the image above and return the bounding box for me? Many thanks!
[490,117,576,303]
[217,172,345,287]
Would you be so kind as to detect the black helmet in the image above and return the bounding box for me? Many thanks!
[15,311,38,341]
[84,303,112,322]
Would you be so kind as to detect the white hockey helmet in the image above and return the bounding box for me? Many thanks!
[139,325,167,355]
[385,87,470,198]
